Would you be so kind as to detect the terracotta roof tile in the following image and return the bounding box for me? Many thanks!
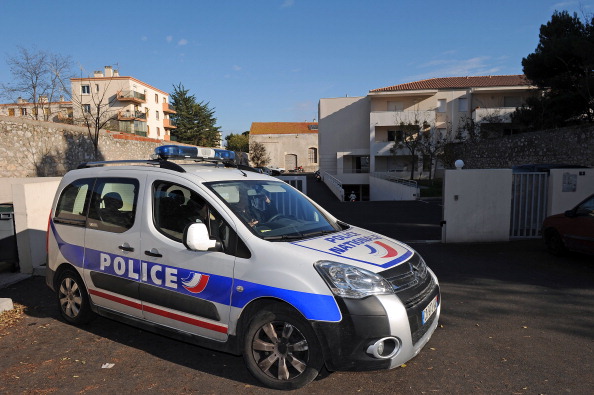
[370,75,531,92]
[250,122,318,135]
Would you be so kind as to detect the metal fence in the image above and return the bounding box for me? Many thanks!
[510,172,548,238]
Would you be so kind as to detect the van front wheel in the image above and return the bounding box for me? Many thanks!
[243,306,324,390]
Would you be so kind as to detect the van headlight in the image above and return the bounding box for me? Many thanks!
[314,261,393,299]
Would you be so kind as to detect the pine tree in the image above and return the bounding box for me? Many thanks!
[170,83,221,146]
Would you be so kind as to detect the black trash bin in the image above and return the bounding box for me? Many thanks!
[0,204,19,272]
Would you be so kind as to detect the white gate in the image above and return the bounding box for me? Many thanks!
[510,172,548,238]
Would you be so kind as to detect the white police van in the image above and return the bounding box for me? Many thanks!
[46,145,440,390]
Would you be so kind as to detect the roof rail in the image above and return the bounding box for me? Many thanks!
[76,159,186,173]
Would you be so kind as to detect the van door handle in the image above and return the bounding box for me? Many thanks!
[144,248,162,258]
[119,243,134,252]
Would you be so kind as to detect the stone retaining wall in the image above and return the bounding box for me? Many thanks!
[446,124,594,169]
[0,116,188,177]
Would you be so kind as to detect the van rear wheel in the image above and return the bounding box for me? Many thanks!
[57,268,93,325]
[243,306,323,390]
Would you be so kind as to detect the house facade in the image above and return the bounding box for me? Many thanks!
[0,96,72,122]
[70,66,176,140]
[318,75,535,200]
[249,122,319,172]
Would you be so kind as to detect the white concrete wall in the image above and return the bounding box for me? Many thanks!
[318,97,370,176]
[0,177,61,273]
[548,168,594,215]
[442,169,512,243]
[370,177,419,201]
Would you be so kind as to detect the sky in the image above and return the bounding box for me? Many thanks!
[0,0,592,137]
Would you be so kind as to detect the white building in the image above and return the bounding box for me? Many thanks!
[319,75,535,201]
[70,66,176,140]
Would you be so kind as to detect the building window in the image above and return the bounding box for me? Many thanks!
[157,127,160,136]
[437,99,446,113]
[155,94,159,103]
[308,147,318,163]
[81,85,90,94]
[163,96,166,104]
[83,104,91,113]
[21,108,27,116]
[95,84,100,93]
[155,110,159,120]
[458,97,468,112]
[8,108,15,116]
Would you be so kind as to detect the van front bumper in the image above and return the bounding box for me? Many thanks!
[312,280,440,372]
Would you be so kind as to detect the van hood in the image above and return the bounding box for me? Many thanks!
[287,226,414,273]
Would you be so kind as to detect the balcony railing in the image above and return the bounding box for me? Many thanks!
[117,90,146,103]
[162,103,176,114]
[163,118,177,129]
[472,107,515,124]
[118,111,147,120]
[371,110,435,127]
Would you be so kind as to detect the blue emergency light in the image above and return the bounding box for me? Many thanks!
[214,149,236,161]
[155,145,236,163]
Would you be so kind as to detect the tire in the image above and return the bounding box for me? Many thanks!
[56,268,93,325]
[243,305,324,390]
[545,229,567,256]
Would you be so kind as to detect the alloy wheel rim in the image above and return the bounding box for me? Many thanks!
[251,321,309,381]
[59,277,82,318]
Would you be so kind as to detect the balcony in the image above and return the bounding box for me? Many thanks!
[117,90,146,104]
[163,118,177,129]
[371,110,435,127]
[472,107,515,124]
[118,110,147,121]
[162,103,176,114]
[109,120,147,136]
[372,140,395,156]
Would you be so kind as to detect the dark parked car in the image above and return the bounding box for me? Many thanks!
[542,194,594,255]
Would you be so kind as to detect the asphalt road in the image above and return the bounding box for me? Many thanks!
[1,176,593,394]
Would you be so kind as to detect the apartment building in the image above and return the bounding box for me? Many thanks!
[249,122,319,172]
[318,75,535,200]
[70,66,176,140]
[0,96,72,122]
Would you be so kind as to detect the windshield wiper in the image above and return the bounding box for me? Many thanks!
[262,234,304,241]
[302,230,336,238]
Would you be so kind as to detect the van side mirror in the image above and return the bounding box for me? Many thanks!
[183,222,221,251]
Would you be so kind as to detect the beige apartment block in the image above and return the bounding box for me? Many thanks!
[319,75,536,200]
[249,122,319,172]
[70,66,176,140]
[0,96,73,123]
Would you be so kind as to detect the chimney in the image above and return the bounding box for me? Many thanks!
[113,69,119,77]
[104,66,113,77]
[94,70,104,78]
[59,95,65,102]
[17,97,23,103]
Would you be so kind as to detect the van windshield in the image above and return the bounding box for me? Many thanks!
[205,180,340,240]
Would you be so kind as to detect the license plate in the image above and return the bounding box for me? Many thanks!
[422,296,438,325]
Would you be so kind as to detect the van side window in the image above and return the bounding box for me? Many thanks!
[54,178,94,226]
[153,181,208,242]
[152,181,251,258]
[87,178,139,233]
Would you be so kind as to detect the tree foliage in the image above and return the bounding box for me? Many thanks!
[170,84,220,146]
[1,46,72,121]
[225,132,249,152]
[249,141,270,167]
[520,10,594,128]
